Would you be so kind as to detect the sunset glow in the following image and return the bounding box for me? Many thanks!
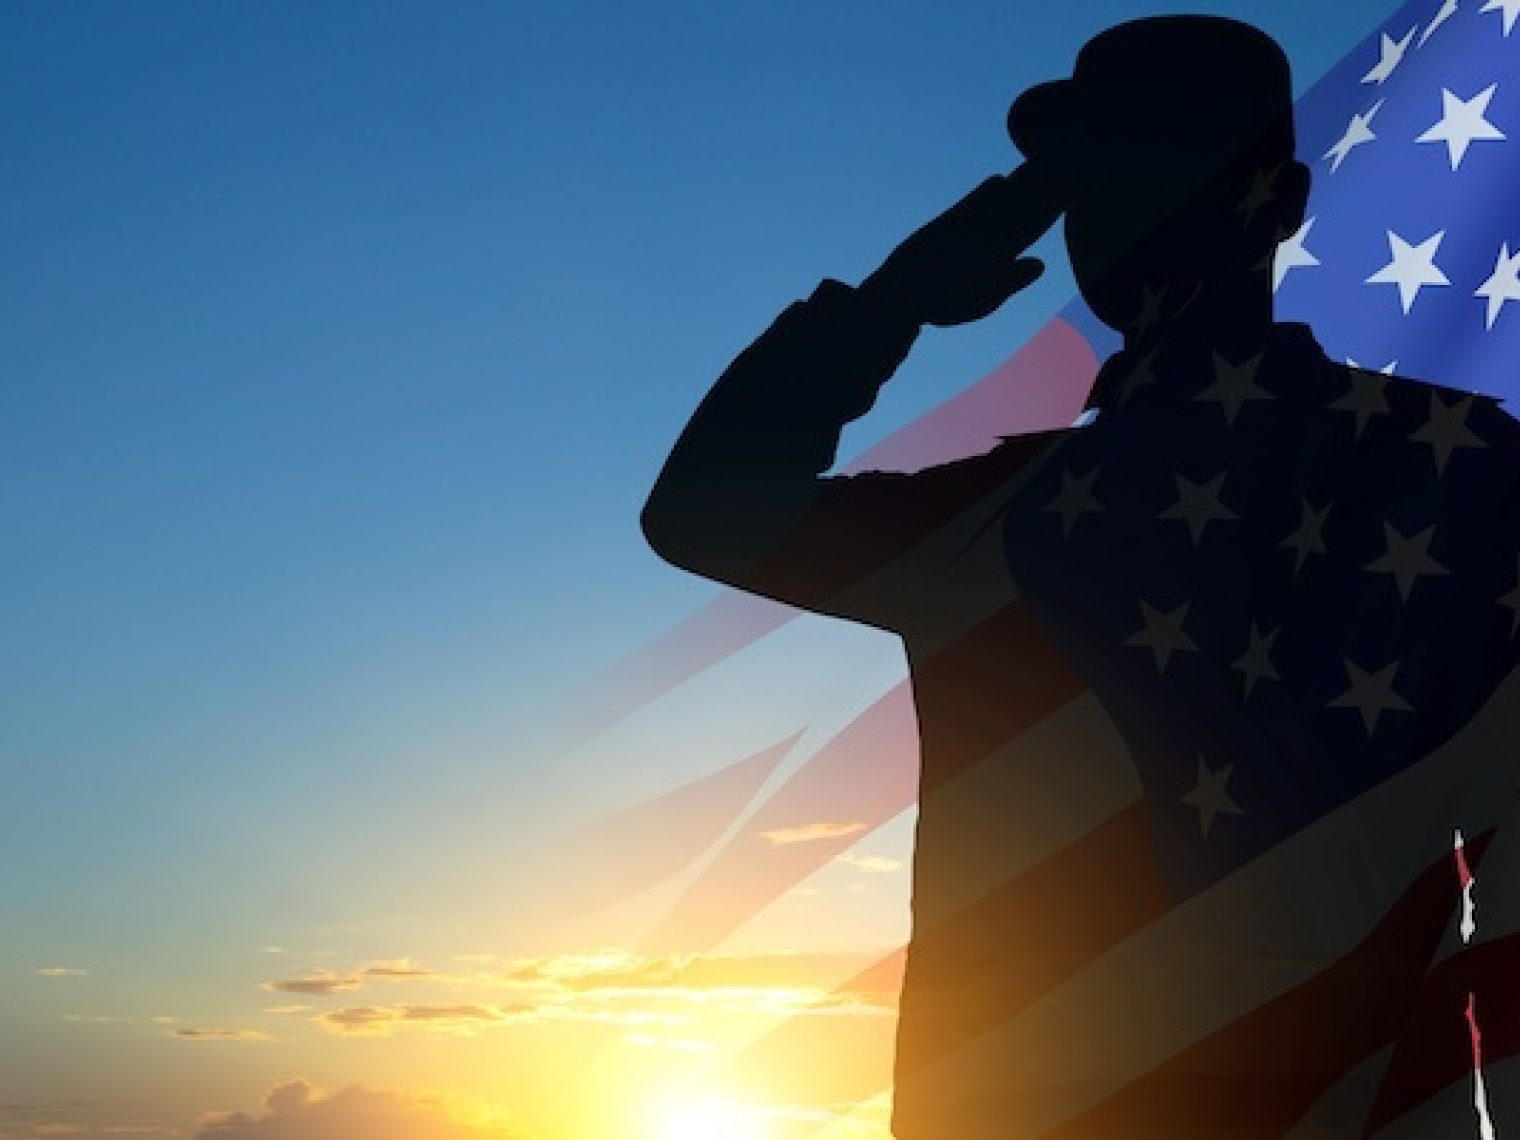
[3,4,1423,1139]
[658,1097,766,1140]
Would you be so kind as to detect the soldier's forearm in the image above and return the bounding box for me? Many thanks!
[642,278,920,579]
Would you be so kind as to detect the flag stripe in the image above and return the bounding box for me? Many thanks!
[1030,833,1487,1140]
[641,681,918,954]
[888,662,1520,1138]
[558,732,800,912]
[1363,931,1520,1135]
[643,600,1091,952]
[895,802,1166,1072]
[562,320,1098,749]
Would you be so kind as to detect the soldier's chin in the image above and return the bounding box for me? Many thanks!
[1077,275,1152,334]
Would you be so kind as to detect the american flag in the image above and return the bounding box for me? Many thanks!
[562,1,1520,1136]
[1273,0,1520,389]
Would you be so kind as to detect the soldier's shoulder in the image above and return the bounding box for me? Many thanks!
[1334,364,1520,454]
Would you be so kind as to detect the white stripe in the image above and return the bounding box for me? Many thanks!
[909,690,1138,926]
[1363,1055,1518,1140]
[1283,1047,1397,1140]
[898,663,1520,1138]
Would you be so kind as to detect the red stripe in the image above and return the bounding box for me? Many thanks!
[1363,925,1520,1135]
[839,318,1096,474]
[895,803,1165,1073]
[912,601,1089,797]
[757,810,1499,1139]
[561,733,798,912]
[995,832,1494,1140]
[642,600,1087,954]
[1468,992,1483,1091]
[641,681,918,954]
[559,319,1097,749]
[561,591,794,751]
[1456,834,1476,890]
[722,804,1160,1108]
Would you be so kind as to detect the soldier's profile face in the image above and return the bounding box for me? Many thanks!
[1060,156,1308,332]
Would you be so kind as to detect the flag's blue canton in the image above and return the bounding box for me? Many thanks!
[1002,325,1520,903]
[1275,0,1520,399]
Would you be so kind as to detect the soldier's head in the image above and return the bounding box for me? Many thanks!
[1007,16,1310,334]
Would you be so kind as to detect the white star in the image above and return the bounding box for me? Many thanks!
[1328,658,1412,735]
[1420,0,1460,47]
[1044,466,1105,537]
[1477,243,1520,330]
[1366,229,1450,314]
[1196,352,1273,426]
[1408,391,1487,473]
[1363,26,1417,84]
[1182,757,1245,838]
[1129,281,1169,337]
[1158,472,1239,545]
[1273,217,1321,292]
[1324,100,1384,173]
[1499,554,1520,636]
[1112,348,1161,409]
[1417,85,1507,170]
[1328,369,1393,440]
[1236,163,1281,226]
[1125,600,1198,674]
[1365,521,1449,601]
[1482,0,1520,35]
[1232,623,1282,700]
[1283,497,1333,575]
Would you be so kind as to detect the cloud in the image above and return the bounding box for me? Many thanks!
[361,959,440,981]
[505,950,888,996]
[504,951,689,989]
[316,1007,393,1034]
[495,950,899,1026]
[34,967,87,979]
[196,1081,525,1140]
[261,971,362,996]
[0,1103,100,1120]
[282,950,898,1040]
[261,960,448,997]
[172,1027,274,1044]
[835,852,903,874]
[757,821,867,846]
[316,1004,526,1038]
[398,1005,506,1023]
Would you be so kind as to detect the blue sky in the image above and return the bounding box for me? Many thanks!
[0,0,1412,1132]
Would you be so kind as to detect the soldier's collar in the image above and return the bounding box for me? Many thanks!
[1086,321,1331,416]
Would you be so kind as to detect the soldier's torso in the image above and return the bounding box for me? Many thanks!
[890,326,1520,1140]
[1000,326,1520,896]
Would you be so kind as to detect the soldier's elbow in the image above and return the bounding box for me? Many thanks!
[639,495,682,566]
[640,488,713,576]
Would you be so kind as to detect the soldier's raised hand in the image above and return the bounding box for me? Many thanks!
[861,163,1063,328]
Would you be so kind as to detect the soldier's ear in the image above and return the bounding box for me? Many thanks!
[1274,160,1311,239]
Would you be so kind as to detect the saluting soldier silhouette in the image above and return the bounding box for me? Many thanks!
[644,15,1520,1139]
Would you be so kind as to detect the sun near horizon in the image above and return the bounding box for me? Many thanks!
[656,1095,767,1140]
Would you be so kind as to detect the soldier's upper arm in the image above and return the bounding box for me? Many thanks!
[740,430,1070,633]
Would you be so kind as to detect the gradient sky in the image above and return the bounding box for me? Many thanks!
[2,2,1409,1137]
